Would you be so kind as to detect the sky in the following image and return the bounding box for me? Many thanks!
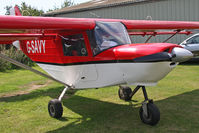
[0,0,90,15]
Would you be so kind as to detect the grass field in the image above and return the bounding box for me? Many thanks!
[0,64,199,133]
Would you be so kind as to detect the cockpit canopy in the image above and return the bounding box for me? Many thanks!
[92,21,131,55]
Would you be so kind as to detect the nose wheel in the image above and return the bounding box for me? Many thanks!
[118,85,160,126]
[139,101,160,125]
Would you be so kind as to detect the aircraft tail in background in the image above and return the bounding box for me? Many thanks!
[10,5,21,16]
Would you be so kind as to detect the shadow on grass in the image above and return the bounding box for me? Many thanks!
[0,86,61,102]
[0,86,76,102]
[180,59,199,66]
[50,95,142,133]
[0,86,199,132]
[48,89,199,133]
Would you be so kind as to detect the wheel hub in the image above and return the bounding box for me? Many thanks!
[49,104,55,115]
[119,89,124,98]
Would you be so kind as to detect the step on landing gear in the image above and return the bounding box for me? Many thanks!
[118,85,160,126]
[48,87,69,118]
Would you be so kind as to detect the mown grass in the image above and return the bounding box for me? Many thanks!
[0,64,199,133]
[0,67,47,95]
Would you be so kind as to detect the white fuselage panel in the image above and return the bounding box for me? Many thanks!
[37,62,177,89]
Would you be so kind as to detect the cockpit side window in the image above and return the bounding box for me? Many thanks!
[62,34,88,56]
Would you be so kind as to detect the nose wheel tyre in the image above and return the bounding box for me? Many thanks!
[118,86,132,101]
[139,103,160,126]
[48,99,63,118]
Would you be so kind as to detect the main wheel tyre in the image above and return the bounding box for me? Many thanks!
[139,103,160,126]
[48,99,63,118]
[118,86,132,101]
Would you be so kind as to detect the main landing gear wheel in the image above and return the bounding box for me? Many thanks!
[48,87,69,119]
[118,86,132,101]
[139,101,160,126]
[48,99,63,118]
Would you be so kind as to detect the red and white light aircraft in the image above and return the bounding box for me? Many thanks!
[0,6,197,125]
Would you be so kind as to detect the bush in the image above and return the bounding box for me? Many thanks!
[0,45,35,71]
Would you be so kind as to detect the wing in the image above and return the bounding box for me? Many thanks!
[0,15,95,43]
[122,20,199,30]
[1,15,199,43]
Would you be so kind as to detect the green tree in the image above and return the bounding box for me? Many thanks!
[5,2,44,16]
[48,0,74,12]
[61,0,74,8]
[5,6,12,15]
[19,2,44,16]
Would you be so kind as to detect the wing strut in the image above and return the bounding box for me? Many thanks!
[145,35,154,43]
[162,30,181,43]
[0,53,72,88]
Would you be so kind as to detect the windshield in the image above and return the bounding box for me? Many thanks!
[93,21,131,54]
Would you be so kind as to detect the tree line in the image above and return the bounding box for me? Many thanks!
[5,0,74,16]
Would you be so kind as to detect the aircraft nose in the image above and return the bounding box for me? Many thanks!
[171,47,193,62]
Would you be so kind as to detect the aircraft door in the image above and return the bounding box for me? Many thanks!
[61,33,98,85]
[79,33,98,82]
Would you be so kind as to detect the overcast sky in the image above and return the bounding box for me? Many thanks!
[0,0,90,15]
